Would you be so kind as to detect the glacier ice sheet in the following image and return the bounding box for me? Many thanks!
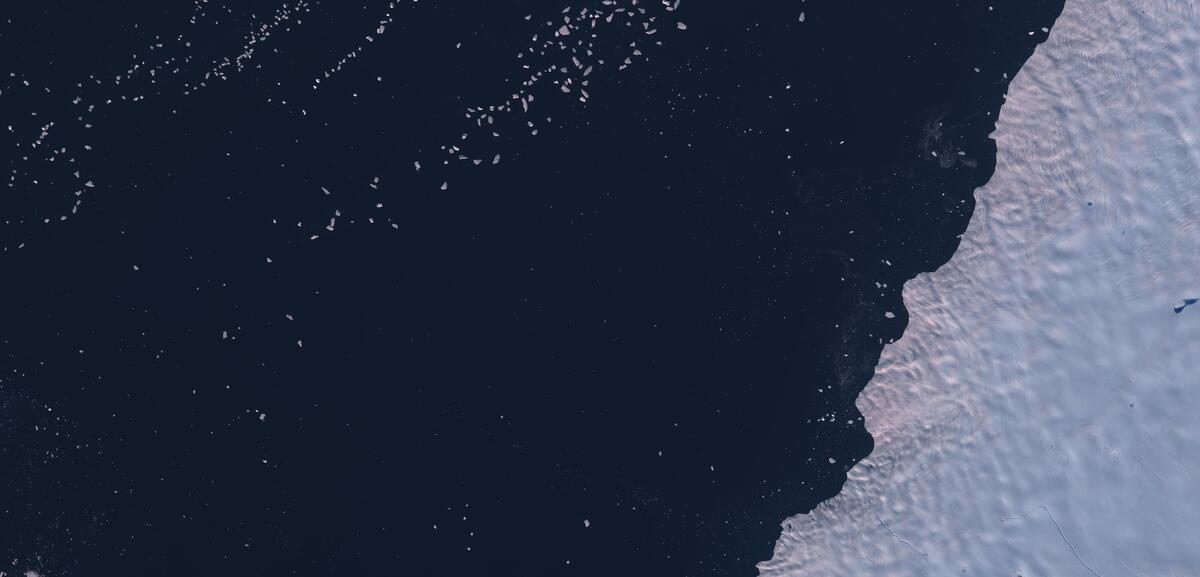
[761,0,1200,575]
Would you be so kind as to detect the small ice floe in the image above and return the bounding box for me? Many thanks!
[443,1,686,170]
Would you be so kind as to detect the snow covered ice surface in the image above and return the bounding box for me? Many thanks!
[761,0,1200,575]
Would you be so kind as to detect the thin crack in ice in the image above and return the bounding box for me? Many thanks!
[1001,505,1102,577]
[874,513,928,560]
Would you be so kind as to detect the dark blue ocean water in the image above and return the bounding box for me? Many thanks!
[1,1,1063,575]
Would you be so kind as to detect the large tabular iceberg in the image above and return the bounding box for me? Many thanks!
[762,0,1200,575]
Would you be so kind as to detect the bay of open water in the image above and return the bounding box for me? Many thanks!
[0,1,1063,575]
